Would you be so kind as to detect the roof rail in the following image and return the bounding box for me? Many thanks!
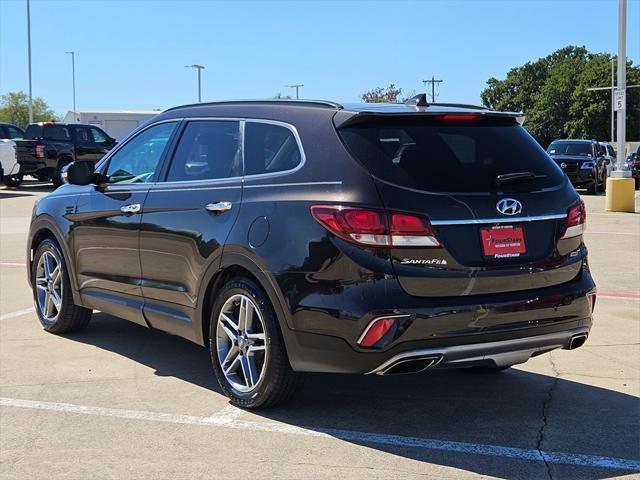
[164,99,343,113]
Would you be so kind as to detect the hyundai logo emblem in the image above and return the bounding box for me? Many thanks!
[560,162,567,169]
[496,198,523,216]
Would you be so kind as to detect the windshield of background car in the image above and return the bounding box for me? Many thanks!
[339,117,564,193]
[547,142,592,156]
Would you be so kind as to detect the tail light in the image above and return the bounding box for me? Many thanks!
[560,200,586,239]
[310,205,440,247]
[35,144,46,159]
[587,292,597,312]
[358,317,396,347]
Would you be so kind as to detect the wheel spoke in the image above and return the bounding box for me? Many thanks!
[36,276,47,286]
[240,355,259,388]
[221,312,239,333]
[51,265,61,286]
[221,324,238,342]
[223,351,240,376]
[221,345,239,369]
[44,292,53,317]
[43,254,51,278]
[51,290,62,311]
[246,332,265,341]
[247,344,266,353]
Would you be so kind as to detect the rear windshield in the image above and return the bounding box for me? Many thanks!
[339,119,564,193]
[547,142,592,156]
[24,124,71,142]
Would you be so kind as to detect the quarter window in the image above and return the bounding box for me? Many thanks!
[90,127,109,144]
[166,121,241,182]
[244,122,302,176]
[105,122,177,184]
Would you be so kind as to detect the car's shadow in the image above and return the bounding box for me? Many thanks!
[0,179,54,198]
[67,313,639,480]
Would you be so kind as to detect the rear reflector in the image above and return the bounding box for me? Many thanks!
[560,200,586,239]
[358,317,396,347]
[587,292,597,312]
[310,205,440,248]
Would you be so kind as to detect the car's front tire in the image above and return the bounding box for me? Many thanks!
[209,277,300,409]
[32,238,92,333]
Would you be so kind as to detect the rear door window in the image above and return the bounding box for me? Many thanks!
[43,125,71,141]
[243,122,302,176]
[166,120,241,182]
[339,119,564,193]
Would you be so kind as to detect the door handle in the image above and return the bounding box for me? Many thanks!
[120,203,141,214]
[205,201,232,213]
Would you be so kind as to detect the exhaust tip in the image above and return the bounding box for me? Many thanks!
[566,333,588,350]
[379,355,441,375]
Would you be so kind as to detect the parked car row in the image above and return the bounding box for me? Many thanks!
[546,139,613,194]
[625,146,640,189]
[0,121,117,187]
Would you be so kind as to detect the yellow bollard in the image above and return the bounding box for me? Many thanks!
[605,177,636,212]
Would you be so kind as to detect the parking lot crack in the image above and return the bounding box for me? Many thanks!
[536,353,560,480]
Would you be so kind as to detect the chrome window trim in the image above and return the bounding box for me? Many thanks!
[430,213,567,226]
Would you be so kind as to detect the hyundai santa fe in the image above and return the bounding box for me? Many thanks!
[27,96,596,408]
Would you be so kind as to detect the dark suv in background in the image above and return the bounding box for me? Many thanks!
[16,122,116,186]
[27,97,595,408]
[546,139,609,194]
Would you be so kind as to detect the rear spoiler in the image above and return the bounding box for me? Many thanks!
[333,109,525,129]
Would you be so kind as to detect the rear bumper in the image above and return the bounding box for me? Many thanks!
[284,266,595,374]
[18,160,47,174]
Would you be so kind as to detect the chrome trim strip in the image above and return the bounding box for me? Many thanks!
[356,314,411,345]
[430,213,567,226]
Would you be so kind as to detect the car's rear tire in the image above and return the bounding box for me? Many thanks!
[209,277,300,409]
[53,158,72,188]
[32,238,92,333]
[3,175,22,188]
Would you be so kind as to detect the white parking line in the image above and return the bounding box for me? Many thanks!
[0,307,34,321]
[202,404,245,424]
[0,397,638,471]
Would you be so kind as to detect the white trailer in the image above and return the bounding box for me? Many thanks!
[62,110,160,140]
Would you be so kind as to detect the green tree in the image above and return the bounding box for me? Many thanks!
[361,84,402,103]
[480,46,640,147]
[0,91,56,129]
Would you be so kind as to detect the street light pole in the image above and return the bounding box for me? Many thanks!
[185,64,205,102]
[615,0,627,172]
[65,51,76,120]
[610,58,615,143]
[285,84,304,99]
[26,0,33,123]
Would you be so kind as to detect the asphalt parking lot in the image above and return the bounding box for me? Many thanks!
[1,180,638,480]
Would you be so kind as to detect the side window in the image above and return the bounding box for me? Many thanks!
[7,126,24,139]
[244,122,302,176]
[166,121,240,182]
[43,125,71,141]
[105,122,177,184]
[90,127,109,144]
[73,126,91,143]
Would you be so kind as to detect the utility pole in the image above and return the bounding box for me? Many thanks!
[611,58,615,143]
[65,51,76,120]
[185,64,205,102]
[26,0,33,123]
[286,84,304,99]
[422,76,443,103]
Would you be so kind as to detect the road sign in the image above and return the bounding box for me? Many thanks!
[614,89,626,111]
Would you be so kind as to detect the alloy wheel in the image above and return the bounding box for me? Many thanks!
[35,251,63,322]
[216,294,268,392]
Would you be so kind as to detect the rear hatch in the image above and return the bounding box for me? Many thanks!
[338,114,584,297]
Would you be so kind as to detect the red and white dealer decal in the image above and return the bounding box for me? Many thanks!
[480,225,527,258]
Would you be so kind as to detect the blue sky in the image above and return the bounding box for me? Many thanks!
[1,0,639,116]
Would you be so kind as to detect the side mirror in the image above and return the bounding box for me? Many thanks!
[63,160,94,185]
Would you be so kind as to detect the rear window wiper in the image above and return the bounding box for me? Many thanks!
[494,171,548,186]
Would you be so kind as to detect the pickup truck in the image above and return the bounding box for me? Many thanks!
[0,123,24,187]
[16,122,116,187]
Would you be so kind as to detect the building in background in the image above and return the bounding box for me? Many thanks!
[62,110,160,140]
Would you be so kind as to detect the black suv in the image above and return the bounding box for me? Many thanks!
[546,139,609,194]
[16,122,116,187]
[27,97,595,408]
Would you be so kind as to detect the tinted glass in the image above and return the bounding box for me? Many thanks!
[339,120,564,193]
[7,126,24,139]
[244,122,301,175]
[547,142,592,156]
[73,126,91,143]
[43,125,71,141]
[24,125,42,139]
[105,122,177,184]
[166,121,240,182]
